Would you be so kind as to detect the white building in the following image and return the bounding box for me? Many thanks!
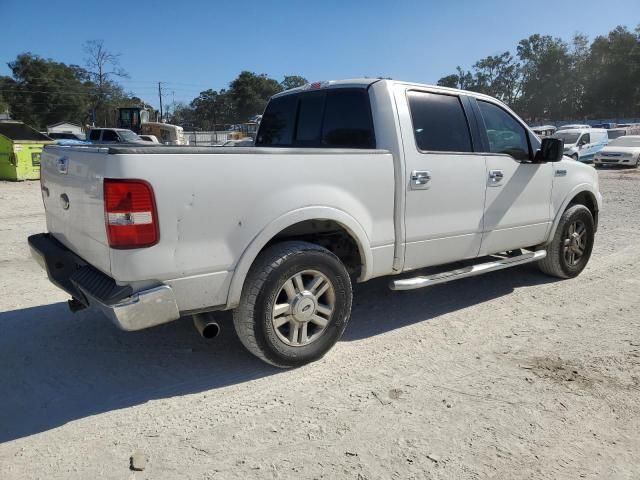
[47,121,84,136]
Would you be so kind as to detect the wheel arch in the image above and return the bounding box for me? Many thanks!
[224,207,372,309]
[547,185,600,243]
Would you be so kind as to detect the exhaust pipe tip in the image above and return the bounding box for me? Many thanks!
[192,313,220,339]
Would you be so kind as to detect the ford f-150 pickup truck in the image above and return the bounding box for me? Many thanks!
[29,79,602,367]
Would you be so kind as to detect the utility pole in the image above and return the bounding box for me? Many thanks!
[158,82,163,121]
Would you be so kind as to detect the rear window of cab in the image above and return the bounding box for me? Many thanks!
[256,88,375,149]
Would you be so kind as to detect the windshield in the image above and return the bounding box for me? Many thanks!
[609,136,640,147]
[552,132,580,144]
[118,130,141,142]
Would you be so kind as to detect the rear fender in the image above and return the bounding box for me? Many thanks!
[225,206,372,309]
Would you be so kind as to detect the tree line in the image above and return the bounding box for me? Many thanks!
[0,41,154,130]
[0,40,308,130]
[437,25,640,122]
[0,40,308,131]
[170,74,308,130]
[1,24,639,130]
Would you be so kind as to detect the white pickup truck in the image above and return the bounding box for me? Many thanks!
[29,79,601,367]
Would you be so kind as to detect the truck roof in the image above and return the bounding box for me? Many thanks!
[271,78,515,107]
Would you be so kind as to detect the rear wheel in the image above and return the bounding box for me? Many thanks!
[233,241,352,368]
[538,204,595,279]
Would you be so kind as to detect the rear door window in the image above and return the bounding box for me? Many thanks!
[89,130,101,141]
[407,91,473,152]
[256,88,375,148]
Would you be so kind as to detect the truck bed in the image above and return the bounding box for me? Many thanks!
[39,145,396,312]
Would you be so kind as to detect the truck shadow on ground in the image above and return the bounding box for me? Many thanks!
[0,265,557,443]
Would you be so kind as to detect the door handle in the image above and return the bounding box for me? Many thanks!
[488,169,504,182]
[411,170,431,189]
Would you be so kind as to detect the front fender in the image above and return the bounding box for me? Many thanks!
[224,206,373,309]
[546,182,602,243]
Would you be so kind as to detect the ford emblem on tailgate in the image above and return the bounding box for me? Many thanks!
[57,156,68,174]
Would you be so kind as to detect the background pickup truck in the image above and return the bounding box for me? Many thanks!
[30,78,602,367]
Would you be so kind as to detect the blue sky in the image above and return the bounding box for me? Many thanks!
[1,0,638,109]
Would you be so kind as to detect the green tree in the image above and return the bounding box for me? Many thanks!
[437,66,473,90]
[188,88,236,129]
[516,34,572,121]
[583,26,640,118]
[228,71,283,122]
[1,53,91,129]
[281,75,307,90]
[169,102,195,127]
[565,33,590,118]
[470,52,521,104]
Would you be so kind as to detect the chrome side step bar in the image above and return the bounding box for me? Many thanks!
[390,250,547,291]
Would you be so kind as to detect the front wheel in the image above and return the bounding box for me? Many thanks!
[571,153,579,161]
[538,204,595,279]
[233,241,353,368]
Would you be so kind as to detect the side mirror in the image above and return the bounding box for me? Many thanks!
[534,137,564,162]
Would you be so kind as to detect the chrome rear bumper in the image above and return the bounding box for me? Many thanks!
[28,233,181,331]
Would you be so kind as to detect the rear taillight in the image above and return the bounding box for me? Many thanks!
[104,179,159,249]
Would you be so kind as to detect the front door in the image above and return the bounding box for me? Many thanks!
[474,99,553,255]
[396,87,487,271]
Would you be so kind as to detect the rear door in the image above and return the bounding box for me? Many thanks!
[473,99,553,255]
[395,86,487,270]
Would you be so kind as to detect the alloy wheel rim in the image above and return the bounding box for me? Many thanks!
[563,220,587,266]
[271,269,335,347]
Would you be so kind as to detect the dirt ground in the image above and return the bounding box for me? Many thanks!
[0,169,639,480]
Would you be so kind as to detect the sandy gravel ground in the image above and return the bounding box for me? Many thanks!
[0,169,639,479]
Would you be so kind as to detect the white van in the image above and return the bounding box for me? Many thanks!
[553,128,608,162]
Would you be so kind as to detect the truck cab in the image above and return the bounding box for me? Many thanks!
[87,128,146,144]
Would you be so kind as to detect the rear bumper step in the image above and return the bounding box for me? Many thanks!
[28,233,180,331]
[390,250,547,291]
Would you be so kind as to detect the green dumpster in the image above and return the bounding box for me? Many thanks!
[0,122,54,181]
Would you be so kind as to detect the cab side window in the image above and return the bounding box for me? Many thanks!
[89,130,101,141]
[102,130,119,142]
[407,91,473,152]
[579,133,590,145]
[478,100,530,161]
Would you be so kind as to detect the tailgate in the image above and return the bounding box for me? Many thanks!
[40,146,112,275]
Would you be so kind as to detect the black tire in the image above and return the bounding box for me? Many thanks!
[538,204,595,279]
[233,241,353,368]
